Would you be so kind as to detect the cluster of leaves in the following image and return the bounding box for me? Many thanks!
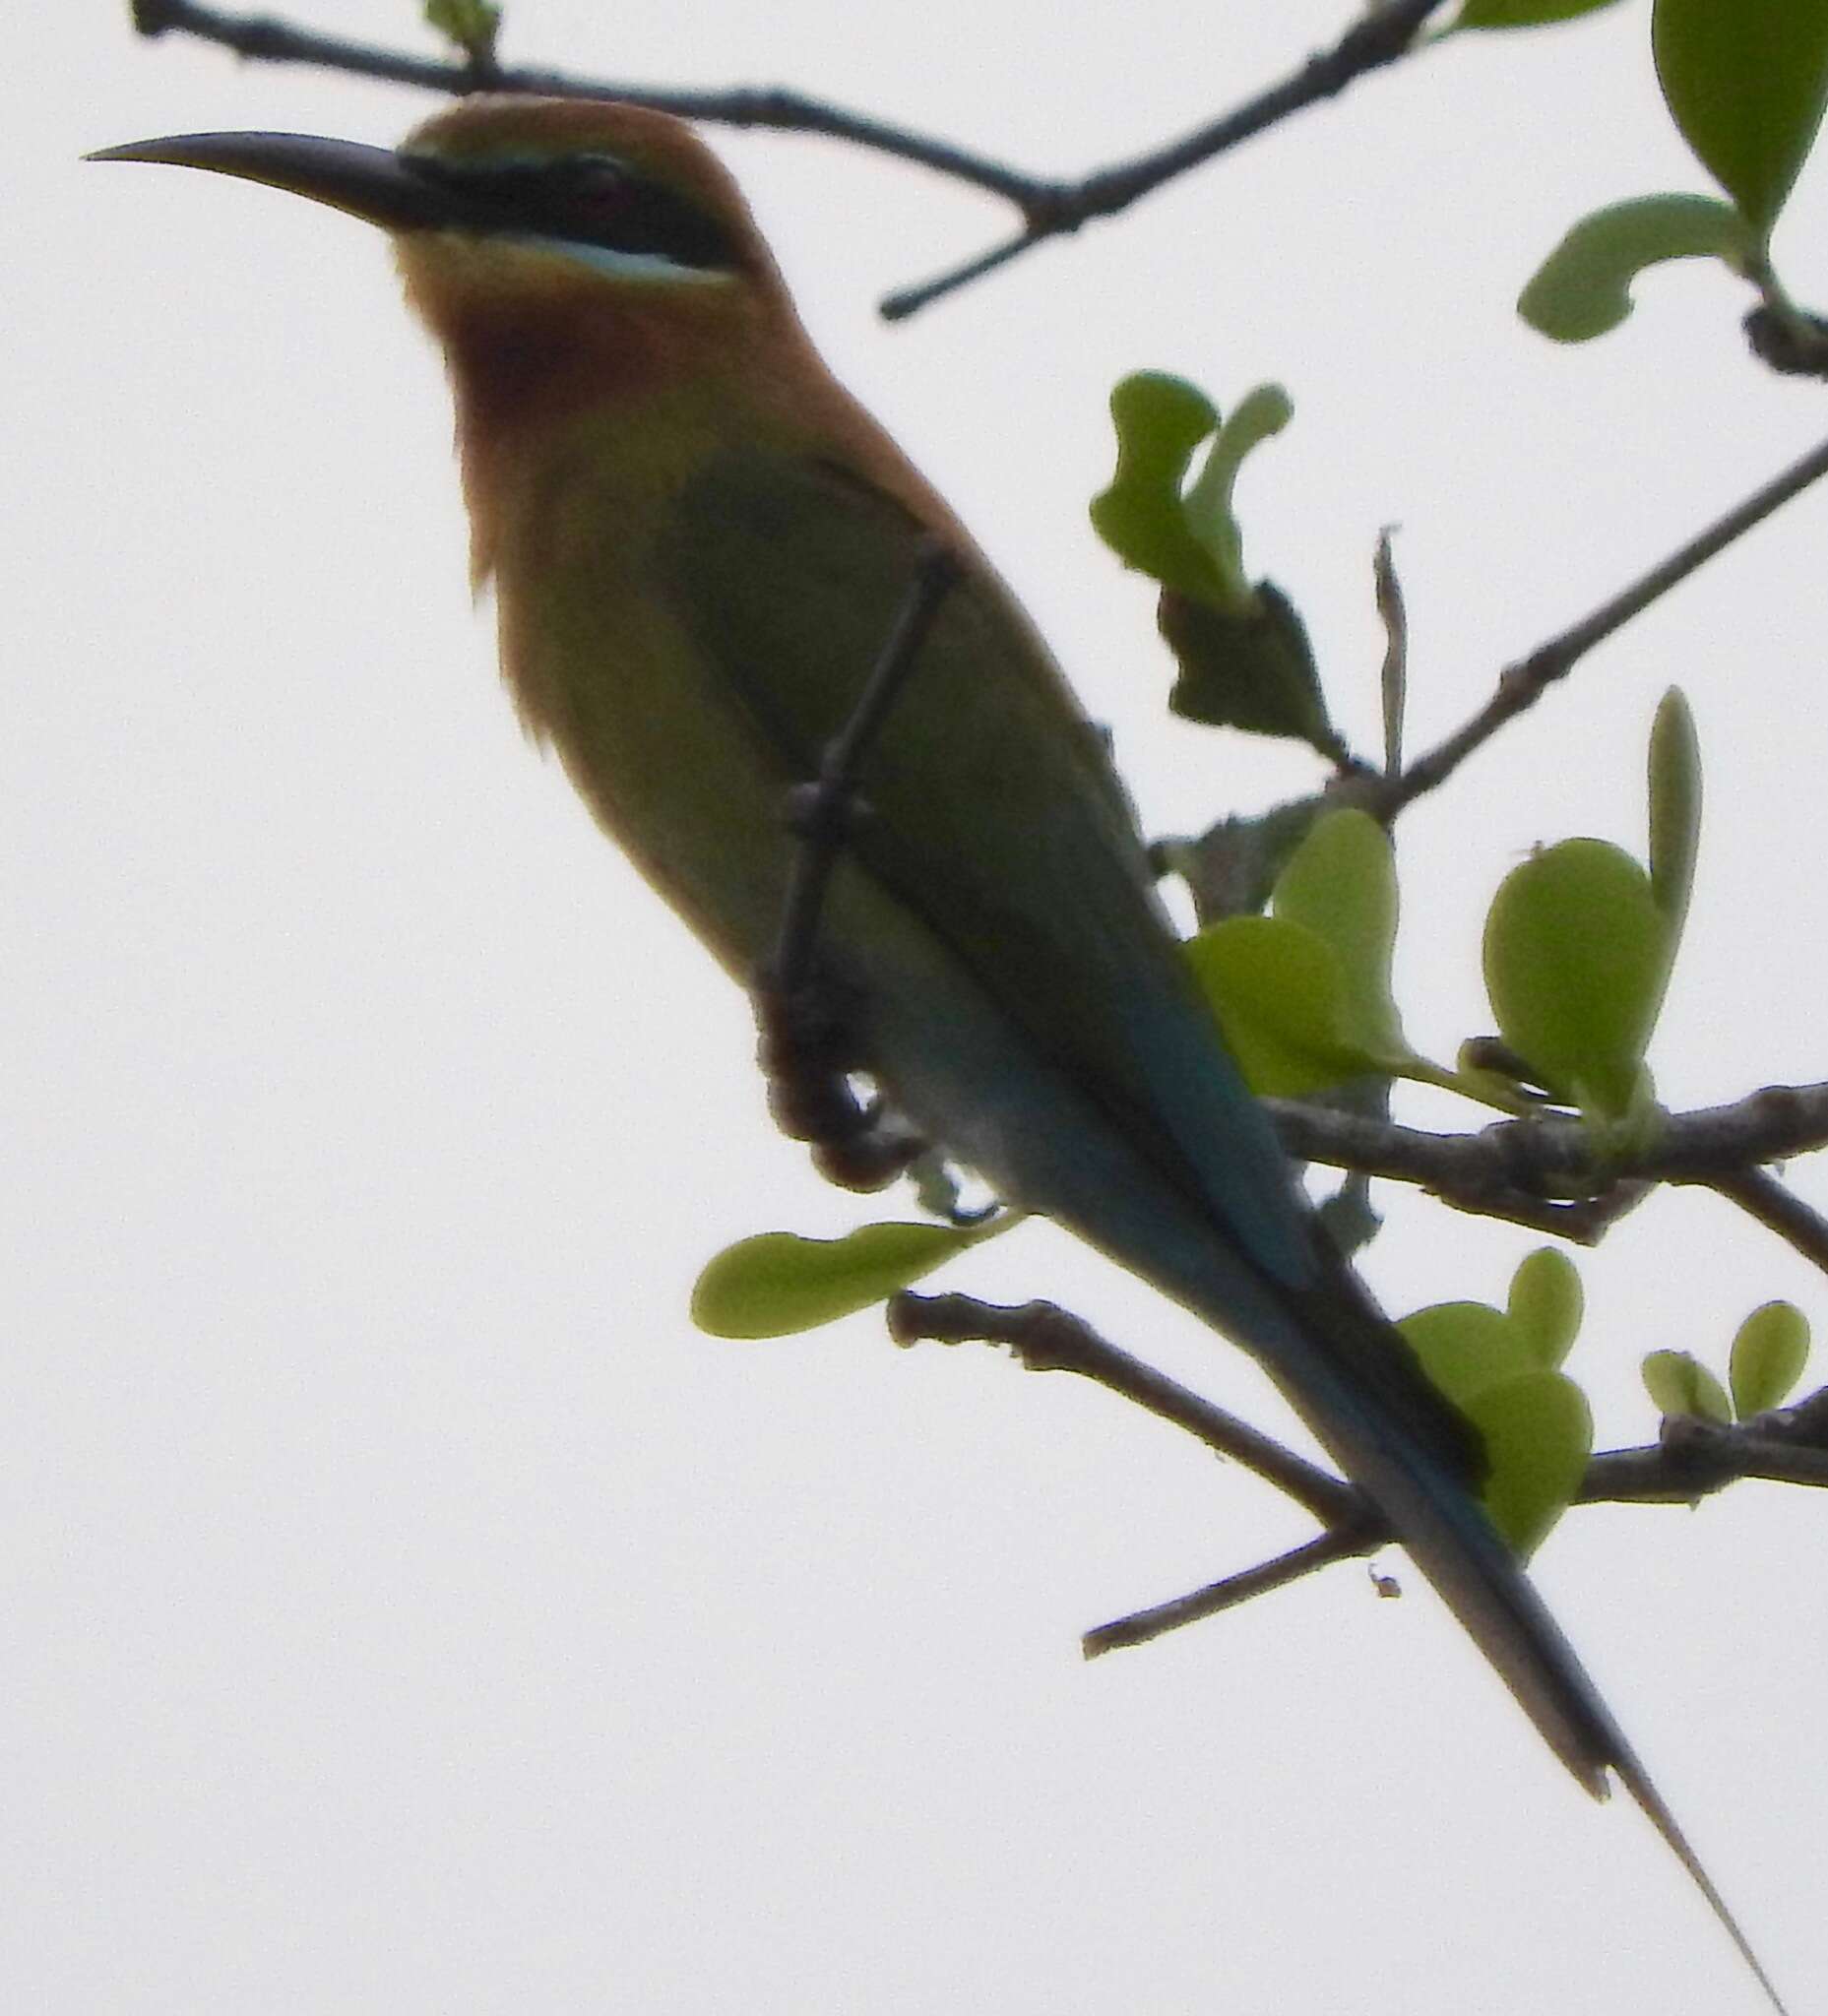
[1645,1300,1812,1426]
[1171,691,1697,1132]
[1399,1263,1814,1553]
[1088,375,1345,761]
[1400,1250,1593,1557]
[1518,0,1828,341]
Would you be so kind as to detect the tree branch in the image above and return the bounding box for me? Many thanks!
[881,0,1450,317]
[1263,1078,1828,1265]
[1707,1166,1828,1276]
[127,0,1050,198]
[126,0,1451,318]
[886,1290,1357,1526]
[886,1291,1828,1656]
[1376,428,1828,816]
[1083,1527,1377,1656]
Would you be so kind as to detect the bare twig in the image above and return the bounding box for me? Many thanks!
[1373,527,1407,779]
[1588,1412,1828,1500]
[1084,1527,1375,1656]
[1707,1166,1828,1276]
[886,1290,1356,1526]
[1085,1408,1828,1653]
[127,0,1047,198]
[881,0,1449,317]
[1378,429,1828,816]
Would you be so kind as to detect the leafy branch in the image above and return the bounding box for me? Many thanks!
[887,1289,1828,1658]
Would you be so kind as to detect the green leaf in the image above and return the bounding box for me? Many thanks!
[1399,1301,1539,1408]
[1185,915,1386,1097]
[1185,812,1424,1093]
[1729,1300,1810,1417]
[1180,383,1293,598]
[1482,838,1672,1116]
[1092,373,1297,634]
[1642,1348,1733,1423]
[1647,687,1702,931]
[1157,580,1340,751]
[1463,1372,1594,1558]
[423,0,501,57]
[1518,194,1755,341]
[1455,0,1624,26]
[1399,1300,1592,1554]
[1272,809,1409,1064]
[1507,1248,1584,1368]
[1654,0,1828,235]
[1090,374,1226,601]
[691,1221,987,1339]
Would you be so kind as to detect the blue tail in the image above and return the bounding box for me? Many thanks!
[1179,1228,1788,2015]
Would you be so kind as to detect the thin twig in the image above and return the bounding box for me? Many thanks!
[1379,429,1828,815]
[882,0,1449,317]
[1708,1166,1828,1276]
[127,0,1046,198]
[1083,1527,1375,1656]
[1588,1414,1828,1499]
[1088,1409,1828,1653]
[1374,527,1407,780]
[886,1290,1357,1526]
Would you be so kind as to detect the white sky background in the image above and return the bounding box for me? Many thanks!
[11,1,1828,2009]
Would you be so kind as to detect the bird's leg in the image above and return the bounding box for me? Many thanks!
[753,968,926,1192]
[752,540,962,1192]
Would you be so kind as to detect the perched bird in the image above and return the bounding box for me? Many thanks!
[94,98,1780,2004]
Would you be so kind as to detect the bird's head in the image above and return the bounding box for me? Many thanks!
[91,97,802,424]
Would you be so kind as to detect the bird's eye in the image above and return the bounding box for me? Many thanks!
[548,155,629,206]
[402,146,741,272]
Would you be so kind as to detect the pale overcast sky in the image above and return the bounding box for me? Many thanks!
[12,3,1828,2010]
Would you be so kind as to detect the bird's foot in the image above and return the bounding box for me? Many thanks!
[752,967,927,1192]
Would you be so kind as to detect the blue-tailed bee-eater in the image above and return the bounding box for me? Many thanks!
[92,96,1782,2007]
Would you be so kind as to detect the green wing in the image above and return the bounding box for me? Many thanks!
[657,440,1311,1285]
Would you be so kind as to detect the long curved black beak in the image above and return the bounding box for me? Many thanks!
[86,131,468,232]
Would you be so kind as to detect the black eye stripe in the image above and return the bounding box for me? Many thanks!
[405,151,742,272]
